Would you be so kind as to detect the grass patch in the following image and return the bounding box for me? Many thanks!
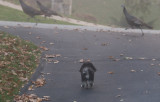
[0,4,74,25]
[0,31,41,101]
[3,0,160,29]
[72,0,160,29]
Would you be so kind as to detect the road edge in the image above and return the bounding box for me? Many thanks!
[0,21,160,34]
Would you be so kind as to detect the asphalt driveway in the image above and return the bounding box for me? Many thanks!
[0,24,160,102]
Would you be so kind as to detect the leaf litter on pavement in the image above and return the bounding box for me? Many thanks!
[14,94,50,102]
[40,46,49,51]
[79,59,91,63]
[43,54,61,64]
[2,28,159,101]
[32,78,46,87]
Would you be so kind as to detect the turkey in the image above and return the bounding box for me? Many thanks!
[19,0,43,24]
[121,5,152,36]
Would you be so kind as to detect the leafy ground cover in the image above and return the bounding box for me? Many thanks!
[0,31,41,101]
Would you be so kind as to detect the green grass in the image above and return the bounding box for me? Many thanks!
[0,4,74,25]
[2,0,160,29]
[71,0,160,29]
[0,31,41,101]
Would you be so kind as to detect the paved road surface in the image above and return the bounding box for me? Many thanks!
[1,25,160,102]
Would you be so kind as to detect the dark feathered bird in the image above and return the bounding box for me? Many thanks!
[19,0,43,24]
[121,5,152,36]
[36,1,62,18]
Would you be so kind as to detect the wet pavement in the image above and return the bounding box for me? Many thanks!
[0,24,160,102]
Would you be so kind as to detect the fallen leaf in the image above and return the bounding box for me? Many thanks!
[152,59,156,61]
[53,60,59,64]
[108,72,114,74]
[125,57,133,60]
[42,96,50,101]
[115,95,121,98]
[24,26,32,28]
[28,85,34,91]
[50,42,54,45]
[128,39,132,42]
[101,43,108,46]
[55,54,61,57]
[83,48,88,50]
[4,26,9,28]
[47,59,52,63]
[117,88,122,90]
[40,41,46,44]
[74,28,79,31]
[79,59,84,63]
[45,54,55,58]
[36,36,40,39]
[79,59,91,63]
[19,77,28,82]
[113,59,120,61]
[108,56,114,59]
[32,78,46,87]
[11,70,17,76]
[46,73,51,75]
[14,94,44,102]
[86,59,91,62]
[43,96,50,98]
[120,54,124,56]
[40,46,49,51]
[130,69,136,72]
[138,57,147,60]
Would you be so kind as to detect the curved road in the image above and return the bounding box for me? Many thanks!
[1,23,160,102]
